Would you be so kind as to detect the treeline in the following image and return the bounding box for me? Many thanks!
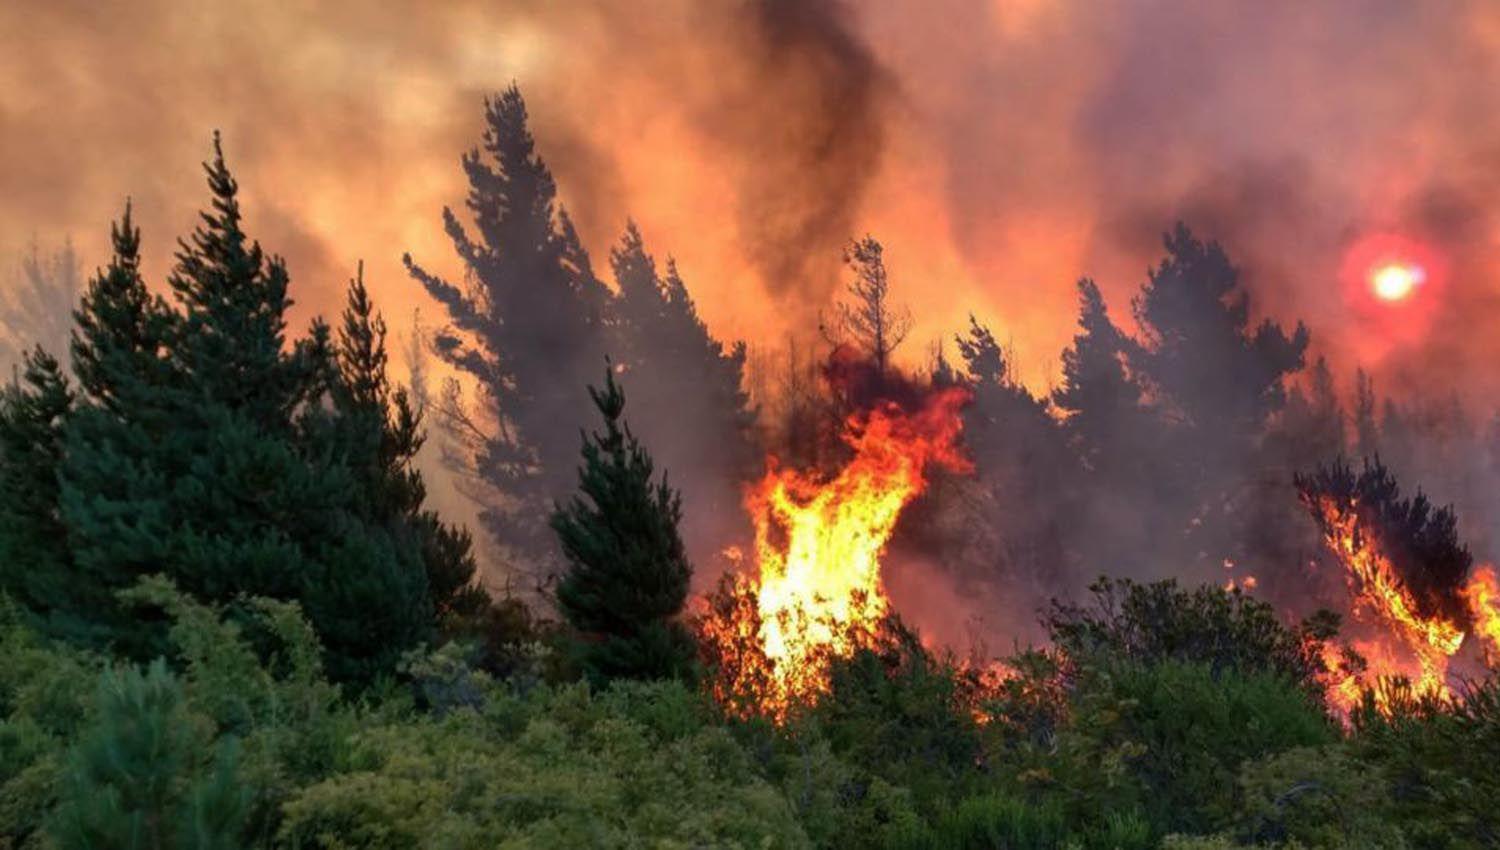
[0,86,1497,848]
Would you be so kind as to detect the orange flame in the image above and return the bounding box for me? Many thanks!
[1463,565,1500,661]
[1308,494,1470,714]
[699,387,969,719]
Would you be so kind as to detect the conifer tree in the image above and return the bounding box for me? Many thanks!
[1131,223,1309,445]
[1352,367,1379,459]
[1276,356,1344,469]
[1052,278,1149,476]
[1127,224,1309,571]
[608,224,757,558]
[551,367,695,685]
[0,347,76,630]
[952,316,1077,587]
[405,86,611,589]
[824,235,912,382]
[59,138,433,680]
[49,660,248,850]
[330,266,488,623]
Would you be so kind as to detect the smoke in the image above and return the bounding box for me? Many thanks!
[9,0,1500,649]
[709,0,890,305]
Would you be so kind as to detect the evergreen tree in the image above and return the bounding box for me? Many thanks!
[49,660,248,850]
[1128,224,1309,573]
[551,367,695,686]
[1276,356,1345,470]
[405,86,611,590]
[1052,278,1149,477]
[951,316,1077,589]
[608,224,757,559]
[0,347,76,630]
[1352,367,1379,459]
[1296,458,1473,626]
[59,138,433,680]
[1131,223,1309,445]
[330,266,488,623]
[823,235,912,382]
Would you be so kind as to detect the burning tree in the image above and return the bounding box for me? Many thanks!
[697,384,970,720]
[1296,457,1500,711]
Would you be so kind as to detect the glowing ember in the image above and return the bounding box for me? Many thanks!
[1370,262,1424,302]
[699,387,970,719]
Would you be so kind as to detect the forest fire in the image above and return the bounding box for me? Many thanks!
[699,386,970,720]
[1302,480,1500,714]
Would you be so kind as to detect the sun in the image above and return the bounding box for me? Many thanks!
[1370,261,1425,302]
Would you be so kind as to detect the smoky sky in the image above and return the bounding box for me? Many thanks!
[5,0,1500,405]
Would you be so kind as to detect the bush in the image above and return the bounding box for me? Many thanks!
[1346,675,1500,847]
[278,679,808,849]
[1039,659,1336,838]
[48,660,248,850]
[1045,577,1335,693]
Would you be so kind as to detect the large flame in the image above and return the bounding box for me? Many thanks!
[1307,495,1500,714]
[700,387,970,719]
[1463,565,1500,663]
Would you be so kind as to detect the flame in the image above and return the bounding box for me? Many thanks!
[1463,565,1500,660]
[1307,494,1469,714]
[699,387,970,719]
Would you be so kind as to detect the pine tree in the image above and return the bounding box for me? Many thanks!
[0,347,76,631]
[405,86,611,590]
[1296,458,1472,626]
[608,224,757,559]
[551,367,695,685]
[330,266,488,623]
[823,235,912,382]
[60,138,434,680]
[1353,368,1379,459]
[1131,223,1309,444]
[952,316,1077,588]
[1052,278,1149,477]
[1128,223,1309,572]
[49,660,248,850]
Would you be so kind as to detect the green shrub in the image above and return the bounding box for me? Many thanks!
[1230,745,1403,849]
[1045,577,1335,693]
[1048,659,1336,838]
[1346,675,1500,848]
[48,659,249,850]
[278,679,809,849]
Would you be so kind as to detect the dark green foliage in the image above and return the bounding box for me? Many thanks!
[1296,456,1473,625]
[885,794,1152,850]
[552,368,696,685]
[49,660,249,850]
[328,265,487,626]
[26,139,458,683]
[811,619,985,809]
[1045,576,1334,692]
[1067,660,1335,837]
[1345,676,1500,847]
[0,348,77,633]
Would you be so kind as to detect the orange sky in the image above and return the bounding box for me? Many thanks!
[6,0,1500,403]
